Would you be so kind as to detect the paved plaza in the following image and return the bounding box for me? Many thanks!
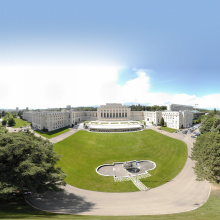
[97,160,156,178]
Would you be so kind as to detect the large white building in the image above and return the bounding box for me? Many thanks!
[144,104,194,129]
[167,104,194,111]
[97,103,144,121]
[23,103,197,131]
[97,103,130,120]
[23,110,97,131]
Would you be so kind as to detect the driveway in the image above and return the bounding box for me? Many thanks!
[26,128,211,216]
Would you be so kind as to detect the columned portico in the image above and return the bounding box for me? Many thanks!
[97,103,130,120]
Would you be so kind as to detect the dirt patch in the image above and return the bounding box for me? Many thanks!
[211,183,220,191]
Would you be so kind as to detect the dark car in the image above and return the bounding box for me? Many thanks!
[23,191,32,195]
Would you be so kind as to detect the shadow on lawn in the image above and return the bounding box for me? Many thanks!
[26,190,95,215]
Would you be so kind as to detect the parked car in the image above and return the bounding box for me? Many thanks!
[23,191,32,195]
[182,130,187,134]
[191,135,196,138]
[193,132,200,136]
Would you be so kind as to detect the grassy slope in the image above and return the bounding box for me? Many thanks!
[12,118,31,128]
[54,130,187,192]
[35,127,70,139]
[0,185,219,220]
[161,126,177,133]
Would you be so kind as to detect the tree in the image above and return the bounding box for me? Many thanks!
[210,115,220,134]
[18,110,23,119]
[191,132,220,183]
[160,117,165,126]
[0,127,8,134]
[2,119,7,126]
[8,117,15,127]
[214,108,217,115]
[12,113,17,118]
[0,132,66,199]
[200,116,214,134]
[2,111,5,117]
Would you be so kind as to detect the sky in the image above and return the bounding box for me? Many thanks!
[1,0,220,110]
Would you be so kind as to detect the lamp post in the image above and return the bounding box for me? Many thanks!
[194,104,198,111]
[135,160,138,181]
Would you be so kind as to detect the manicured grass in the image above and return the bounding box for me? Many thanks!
[54,130,187,192]
[0,185,219,220]
[12,118,31,128]
[35,127,70,139]
[90,122,99,124]
[161,126,178,133]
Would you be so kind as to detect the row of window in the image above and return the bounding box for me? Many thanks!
[101,113,128,117]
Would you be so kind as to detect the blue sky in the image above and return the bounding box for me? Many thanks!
[1,0,220,109]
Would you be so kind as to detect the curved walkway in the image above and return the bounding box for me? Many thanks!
[26,127,211,216]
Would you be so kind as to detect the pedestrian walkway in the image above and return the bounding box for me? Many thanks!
[50,128,79,144]
[130,177,149,191]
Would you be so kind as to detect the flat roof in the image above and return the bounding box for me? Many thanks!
[89,124,142,130]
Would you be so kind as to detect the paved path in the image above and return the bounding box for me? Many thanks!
[26,128,211,216]
[50,128,79,143]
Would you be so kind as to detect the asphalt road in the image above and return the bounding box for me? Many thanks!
[26,128,211,216]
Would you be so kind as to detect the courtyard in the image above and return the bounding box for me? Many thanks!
[54,129,187,192]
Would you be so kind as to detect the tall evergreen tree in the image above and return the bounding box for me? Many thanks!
[160,117,165,126]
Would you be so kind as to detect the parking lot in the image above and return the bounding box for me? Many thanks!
[174,124,201,138]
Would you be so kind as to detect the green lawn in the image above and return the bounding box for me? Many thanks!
[161,126,178,133]
[35,127,70,139]
[0,185,219,220]
[90,122,99,124]
[12,118,31,128]
[1,129,219,220]
[54,130,187,192]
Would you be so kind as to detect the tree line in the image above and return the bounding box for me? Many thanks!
[1,112,16,127]
[130,105,167,111]
[72,105,167,111]
[191,108,220,184]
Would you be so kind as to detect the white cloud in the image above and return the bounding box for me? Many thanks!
[0,65,220,110]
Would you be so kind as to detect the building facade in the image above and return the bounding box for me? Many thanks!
[97,103,131,120]
[23,103,197,131]
[167,104,194,111]
[144,104,195,129]
[23,110,97,131]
